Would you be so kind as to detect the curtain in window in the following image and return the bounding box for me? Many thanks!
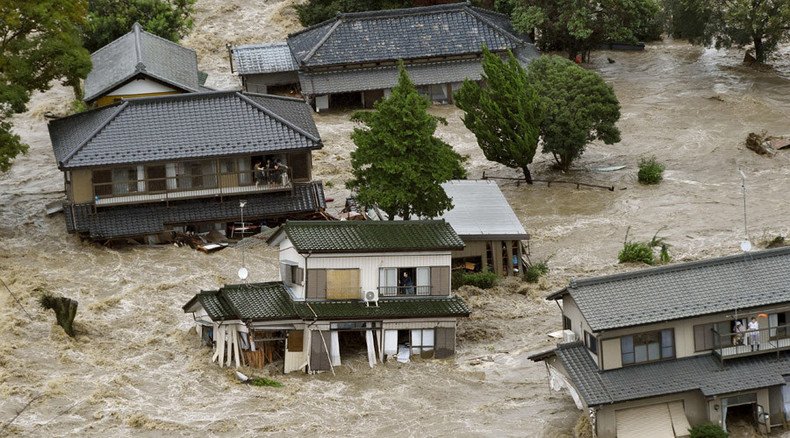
[416,267,430,294]
[379,268,397,295]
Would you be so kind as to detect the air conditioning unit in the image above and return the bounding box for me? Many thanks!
[362,290,379,307]
[562,330,577,343]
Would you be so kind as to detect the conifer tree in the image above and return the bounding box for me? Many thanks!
[454,47,543,183]
[347,64,466,219]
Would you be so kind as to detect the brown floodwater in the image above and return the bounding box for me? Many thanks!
[1,0,789,435]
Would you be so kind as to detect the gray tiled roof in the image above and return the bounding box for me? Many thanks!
[49,91,321,169]
[270,220,465,254]
[548,247,790,332]
[287,3,535,68]
[65,182,325,239]
[438,180,527,240]
[544,342,790,406]
[84,23,200,102]
[184,281,470,321]
[232,42,299,75]
[299,58,485,95]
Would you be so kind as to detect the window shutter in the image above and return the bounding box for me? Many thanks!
[306,269,327,299]
[287,330,304,352]
[430,266,450,295]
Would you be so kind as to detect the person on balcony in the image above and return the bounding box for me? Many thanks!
[400,272,415,295]
[748,317,760,351]
[254,161,265,187]
[733,320,745,345]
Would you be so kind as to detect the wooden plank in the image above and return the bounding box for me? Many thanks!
[326,269,359,300]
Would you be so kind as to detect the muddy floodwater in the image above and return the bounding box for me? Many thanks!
[2,0,790,435]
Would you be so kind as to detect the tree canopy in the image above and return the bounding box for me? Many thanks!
[509,0,662,60]
[526,55,621,171]
[83,0,196,53]
[0,0,92,172]
[669,0,790,63]
[454,47,543,183]
[347,64,467,220]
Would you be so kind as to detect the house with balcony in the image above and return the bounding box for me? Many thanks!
[48,91,326,241]
[530,247,790,437]
[183,220,470,374]
[84,23,209,108]
[230,2,539,110]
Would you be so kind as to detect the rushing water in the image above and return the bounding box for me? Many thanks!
[2,0,790,434]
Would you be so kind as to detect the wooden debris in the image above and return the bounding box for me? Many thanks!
[745,132,777,156]
[39,295,78,337]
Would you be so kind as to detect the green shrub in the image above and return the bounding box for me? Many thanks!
[524,261,549,283]
[618,241,655,265]
[452,270,498,289]
[249,377,282,388]
[638,156,665,184]
[689,422,727,438]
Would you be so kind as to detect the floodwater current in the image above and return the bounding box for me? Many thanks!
[1,1,790,434]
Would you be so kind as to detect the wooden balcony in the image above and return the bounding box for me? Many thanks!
[93,168,292,207]
[713,323,790,361]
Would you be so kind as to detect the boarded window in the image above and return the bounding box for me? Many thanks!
[326,269,360,300]
[430,266,450,295]
[287,330,304,352]
[306,269,327,299]
[435,327,456,359]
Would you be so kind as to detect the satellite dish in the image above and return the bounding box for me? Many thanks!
[740,241,752,252]
[238,267,249,280]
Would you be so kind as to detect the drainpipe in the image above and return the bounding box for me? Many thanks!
[227,43,234,74]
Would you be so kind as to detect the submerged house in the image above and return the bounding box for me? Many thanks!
[230,2,539,110]
[84,23,208,108]
[183,220,470,373]
[48,91,326,241]
[530,247,790,437]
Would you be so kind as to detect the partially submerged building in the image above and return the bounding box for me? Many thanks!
[183,220,470,373]
[48,91,326,241]
[530,247,790,437]
[84,23,208,107]
[230,2,539,110]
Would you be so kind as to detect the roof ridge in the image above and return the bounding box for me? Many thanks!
[300,19,343,65]
[235,92,321,143]
[133,22,143,64]
[122,89,237,104]
[337,2,471,20]
[60,102,129,167]
[462,5,526,47]
[234,41,289,50]
[580,247,790,288]
[134,23,199,58]
[89,26,136,57]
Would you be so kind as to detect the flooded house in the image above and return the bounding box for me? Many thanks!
[47,91,326,241]
[229,2,539,111]
[183,220,470,373]
[530,247,790,437]
[84,23,209,108]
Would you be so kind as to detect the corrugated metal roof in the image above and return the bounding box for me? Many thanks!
[232,42,299,75]
[273,220,465,254]
[49,91,321,169]
[84,23,200,102]
[287,3,534,68]
[549,247,790,331]
[438,180,527,240]
[543,342,790,406]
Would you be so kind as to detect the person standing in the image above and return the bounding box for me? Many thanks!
[254,161,265,187]
[748,317,760,351]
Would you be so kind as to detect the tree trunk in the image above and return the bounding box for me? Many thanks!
[754,36,765,63]
[522,166,533,184]
[40,295,78,337]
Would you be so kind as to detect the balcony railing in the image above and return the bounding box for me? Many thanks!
[92,168,292,206]
[378,285,432,297]
[713,323,790,360]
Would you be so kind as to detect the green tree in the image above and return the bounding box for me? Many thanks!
[510,0,662,61]
[347,64,466,219]
[454,47,543,184]
[527,55,621,170]
[0,0,92,172]
[83,0,196,53]
[677,0,790,63]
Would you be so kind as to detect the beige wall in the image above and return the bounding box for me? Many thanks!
[596,391,709,438]
[70,169,94,203]
[561,296,598,366]
[600,338,622,370]
[451,240,486,259]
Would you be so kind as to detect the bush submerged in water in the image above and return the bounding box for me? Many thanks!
[452,270,498,290]
[638,156,665,184]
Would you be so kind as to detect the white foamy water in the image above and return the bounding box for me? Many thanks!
[2,1,790,435]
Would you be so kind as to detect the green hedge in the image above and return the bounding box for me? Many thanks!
[689,423,727,438]
[452,270,498,290]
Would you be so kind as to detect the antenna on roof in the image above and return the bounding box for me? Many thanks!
[739,168,751,252]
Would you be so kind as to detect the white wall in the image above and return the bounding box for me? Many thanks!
[107,78,176,95]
